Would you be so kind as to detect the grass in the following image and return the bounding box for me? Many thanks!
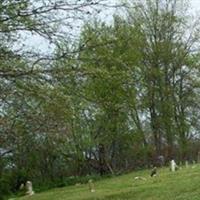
[13,165,200,200]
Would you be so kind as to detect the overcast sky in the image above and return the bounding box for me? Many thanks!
[22,0,200,55]
[191,0,200,10]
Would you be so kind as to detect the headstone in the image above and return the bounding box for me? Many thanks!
[150,167,157,177]
[19,183,24,190]
[185,160,189,168]
[26,181,34,196]
[88,179,95,193]
[193,160,196,165]
[170,160,177,172]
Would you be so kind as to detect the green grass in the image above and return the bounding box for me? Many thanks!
[13,165,200,200]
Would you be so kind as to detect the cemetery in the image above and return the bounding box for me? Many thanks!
[11,162,200,200]
[1,0,200,200]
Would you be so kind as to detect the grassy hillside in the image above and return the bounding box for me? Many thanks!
[13,165,200,200]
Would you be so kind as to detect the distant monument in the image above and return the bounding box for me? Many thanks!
[26,181,35,196]
[88,179,95,192]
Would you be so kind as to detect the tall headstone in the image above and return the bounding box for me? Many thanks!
[26,181,34,196]
[88,179,95,193]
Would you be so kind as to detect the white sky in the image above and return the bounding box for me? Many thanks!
[191,0,200,10]
[21,0,200,55]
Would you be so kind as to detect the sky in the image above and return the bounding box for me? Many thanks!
[21,0,200,56]
[191,0,200,10]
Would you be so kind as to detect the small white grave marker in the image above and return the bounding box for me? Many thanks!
[88,179,95,193]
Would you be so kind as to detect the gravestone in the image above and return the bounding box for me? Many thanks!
[185,160,189,168]
[19,183,24,190]
[170,160,177,172]
[26,181,34,196]
[192,160,196,168]
[150,167,157,177]
[88,179,95,193]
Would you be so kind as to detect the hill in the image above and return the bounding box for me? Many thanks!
[14,165,200,200]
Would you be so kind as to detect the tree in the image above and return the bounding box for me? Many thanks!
[126,0,200,160]
[0,0,112,197]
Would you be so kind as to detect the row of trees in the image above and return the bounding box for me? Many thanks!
[1,0,200,198]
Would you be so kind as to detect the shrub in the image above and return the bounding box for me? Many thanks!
[0,176,11,200]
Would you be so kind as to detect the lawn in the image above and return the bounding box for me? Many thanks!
[13,165,200,200]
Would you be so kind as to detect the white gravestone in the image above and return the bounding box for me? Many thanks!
[170,160,177,172]
[26,181,35,196]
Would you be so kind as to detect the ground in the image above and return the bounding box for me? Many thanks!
[14,165,200,200]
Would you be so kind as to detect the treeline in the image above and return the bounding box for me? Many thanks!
[1,0,200,198]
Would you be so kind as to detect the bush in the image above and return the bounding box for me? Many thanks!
[0,168,29,200]
[0,177,11,200]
